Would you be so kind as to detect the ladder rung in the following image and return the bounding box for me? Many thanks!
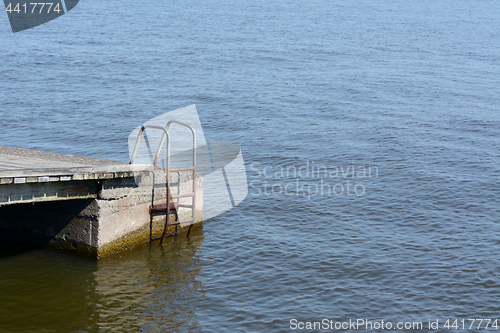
[167,218,194,226]
[172,192,195,199]
[177,204,193,208]
[150,202,178,213]
[170,167,196,172]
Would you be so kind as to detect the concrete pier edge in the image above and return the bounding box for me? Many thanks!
[0,146,204,258]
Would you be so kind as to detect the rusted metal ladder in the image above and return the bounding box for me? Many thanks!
[129,121,197,244]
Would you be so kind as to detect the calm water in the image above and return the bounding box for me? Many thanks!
[1,0,500,332]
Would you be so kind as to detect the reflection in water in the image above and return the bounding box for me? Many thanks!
[0,228,205,333]
[94,230,205,332]
[0,243,99,333]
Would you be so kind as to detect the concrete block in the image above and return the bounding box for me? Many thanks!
[26,176,38,183]
[97,173,114,180]
[0,178,13,185]
[14,177,26,184]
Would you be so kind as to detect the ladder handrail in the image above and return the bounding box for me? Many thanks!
[130,121,197,168]
[164,120,197,176]
[129,125,170,166]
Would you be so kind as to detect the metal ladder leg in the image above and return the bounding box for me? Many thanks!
[159,183,177,245]
[160,120,197,243]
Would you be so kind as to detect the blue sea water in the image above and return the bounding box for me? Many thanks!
[0,0,499,332]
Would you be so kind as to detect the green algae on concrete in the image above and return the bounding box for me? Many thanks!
[97,212,204,258]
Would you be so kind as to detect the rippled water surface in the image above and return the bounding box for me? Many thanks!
[1,0,500,332]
